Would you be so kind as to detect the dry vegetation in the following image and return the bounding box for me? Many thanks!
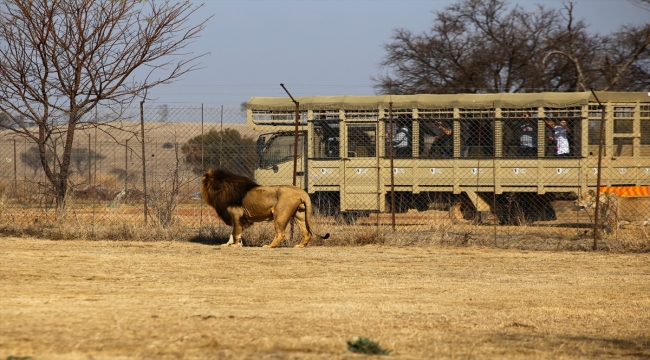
[2,203,649,253]
[1,237,649,359]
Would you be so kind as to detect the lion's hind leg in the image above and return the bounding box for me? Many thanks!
[263,227,286,249]
[293,210,311,248]
[263,207,295,249]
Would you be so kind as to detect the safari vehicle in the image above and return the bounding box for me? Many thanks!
[247,92,650,223]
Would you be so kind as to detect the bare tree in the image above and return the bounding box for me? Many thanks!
[374,0,562,94]
[596,24,650,91]
[629,0,650,11]
[543,3,650,91]
[0,112,12,129]
[541,2,599,92]
[374,0,650,94]
[0,0,210,219]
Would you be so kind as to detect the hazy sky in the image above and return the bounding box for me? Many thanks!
[144,0,649,107]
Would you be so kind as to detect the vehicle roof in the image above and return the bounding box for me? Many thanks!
[248,92,650,110]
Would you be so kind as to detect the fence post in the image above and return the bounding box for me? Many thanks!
[140,101,148,224]
[125,138,129,193]
[591,89,606,250]
[389,101,396,232]
[13,138,17,197]
[200,104,204,231]
[88,133,91,185]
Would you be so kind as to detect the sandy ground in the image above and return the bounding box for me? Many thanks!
[1,237,649,359]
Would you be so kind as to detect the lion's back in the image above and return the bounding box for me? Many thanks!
[242,185,309,213]
[243,186,281,208]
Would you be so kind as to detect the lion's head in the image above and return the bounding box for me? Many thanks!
[201,168,259,226]
[575,189,612,211]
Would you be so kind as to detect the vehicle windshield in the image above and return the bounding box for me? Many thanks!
[258,133,304,168]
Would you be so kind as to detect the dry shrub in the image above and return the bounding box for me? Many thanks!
[240,222,277,247]
[9,180,43,204]
[0,206,193,242]
[353,228,385,246]
[347,336,391,355]
[0,183,5,218]
[94,174,121,190]
[605,227,650,252]
[190,225,232,245]
[319,225,377,247]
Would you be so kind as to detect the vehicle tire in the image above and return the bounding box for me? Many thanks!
[340,211,359,225]
[310,192,340,217]
[449,200,478,224]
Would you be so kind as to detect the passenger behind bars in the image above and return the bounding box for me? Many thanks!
[545,118,572,156]
[518,113,537,157]
[391,122,411,158]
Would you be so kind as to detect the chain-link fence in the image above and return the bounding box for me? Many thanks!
[1,99,649,251]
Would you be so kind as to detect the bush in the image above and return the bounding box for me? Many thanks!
[346,336,391,355]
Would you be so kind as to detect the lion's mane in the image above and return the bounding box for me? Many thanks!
[201,168,259,226]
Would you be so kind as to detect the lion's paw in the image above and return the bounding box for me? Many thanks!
[294,244,305,248]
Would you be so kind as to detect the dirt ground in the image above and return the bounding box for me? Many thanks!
[1,237,649,359]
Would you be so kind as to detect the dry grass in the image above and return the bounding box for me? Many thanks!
[2,204,650,253]
[1,237,649,359]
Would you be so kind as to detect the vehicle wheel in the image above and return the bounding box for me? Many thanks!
[415,199,431,212]
[310,192,339,217]
[340,211,359,225]
[449,200,478,224]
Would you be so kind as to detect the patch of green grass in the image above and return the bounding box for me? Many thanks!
[346,336,391,355]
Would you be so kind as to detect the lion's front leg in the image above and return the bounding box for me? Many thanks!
[231,220,245,247]
[222,232,243,247]
[223,233,243,247]
[223,209,245,247]
[224,234,235,246]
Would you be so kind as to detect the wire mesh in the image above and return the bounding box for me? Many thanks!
[0,100,649,250]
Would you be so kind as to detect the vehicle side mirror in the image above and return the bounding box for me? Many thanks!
[256,136,265,155]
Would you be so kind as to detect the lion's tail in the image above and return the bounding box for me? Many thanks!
[302,194,330,240]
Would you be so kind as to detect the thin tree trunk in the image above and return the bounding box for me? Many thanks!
[54,113,78,221]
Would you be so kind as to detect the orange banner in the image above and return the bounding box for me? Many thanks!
[599,186,650,197]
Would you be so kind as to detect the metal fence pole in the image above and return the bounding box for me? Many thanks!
[200,104,204,231]
[88,133,92,185]
[591,89,606,250]
[125,139,129,193]
[389,101,396,232]
[140,100,148,224]
[219,104,223,168]
[13,138,17,197]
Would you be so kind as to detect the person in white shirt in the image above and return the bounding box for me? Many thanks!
[545,119,571,156]
[391,124,411,158]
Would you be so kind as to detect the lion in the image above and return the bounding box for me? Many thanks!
[574,189,650,235]
[201,168,329,248]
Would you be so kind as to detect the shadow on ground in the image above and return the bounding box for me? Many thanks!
[189,228,230,245]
